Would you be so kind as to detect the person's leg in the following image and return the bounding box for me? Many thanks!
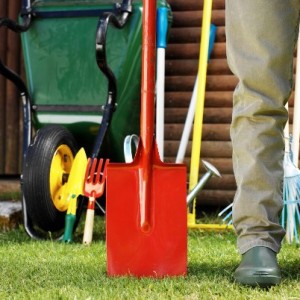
[227,0,300,255]
[226,0,300,286]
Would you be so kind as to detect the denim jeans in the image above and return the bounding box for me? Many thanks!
[226,0,300,254]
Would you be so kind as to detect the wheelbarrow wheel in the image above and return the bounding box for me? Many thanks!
[23,125,79,232]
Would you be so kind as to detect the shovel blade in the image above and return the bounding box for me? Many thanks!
[106,144,187,277]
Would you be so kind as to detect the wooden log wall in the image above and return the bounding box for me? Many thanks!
[165,0,236,207]
[0,1,22,175]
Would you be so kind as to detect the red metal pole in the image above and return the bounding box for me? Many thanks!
[140,0,156,151]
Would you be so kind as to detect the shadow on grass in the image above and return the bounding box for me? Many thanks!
[280,257,300,282]
[188,260,236,282]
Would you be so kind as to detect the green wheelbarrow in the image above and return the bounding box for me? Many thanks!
[0,0,171,239]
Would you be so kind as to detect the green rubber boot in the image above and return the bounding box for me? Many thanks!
[234,246,281,287]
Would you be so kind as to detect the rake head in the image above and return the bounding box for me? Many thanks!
[83,158,109,199]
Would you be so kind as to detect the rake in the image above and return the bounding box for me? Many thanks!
[83,157,109,245]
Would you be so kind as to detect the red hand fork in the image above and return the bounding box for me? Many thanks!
[83,157,109,245]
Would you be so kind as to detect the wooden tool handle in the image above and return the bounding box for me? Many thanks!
[83,208,95,245]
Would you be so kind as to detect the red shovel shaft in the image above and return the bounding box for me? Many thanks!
[139,0,157,231]
[141,0,156,148]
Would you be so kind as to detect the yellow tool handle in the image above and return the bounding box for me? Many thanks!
[188,0,213,223]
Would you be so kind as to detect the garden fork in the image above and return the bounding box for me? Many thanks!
[83,157,109,245]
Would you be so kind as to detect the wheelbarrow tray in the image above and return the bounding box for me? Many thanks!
[20,0,171,159]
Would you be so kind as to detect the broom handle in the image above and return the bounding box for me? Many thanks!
[284,102,296,244]
[292,29,300,167]
[284,103,289,152]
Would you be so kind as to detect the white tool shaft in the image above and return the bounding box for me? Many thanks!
[176,75,198,163]
[83,208,95,245]
[156,47,166,160]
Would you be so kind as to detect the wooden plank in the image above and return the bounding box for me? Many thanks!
[165,91,233,108]
[200,159,234,175]
[172,10,225,28]
[165,107,232,123]
[164,123,230,141]
[168,0,225,11]
[203,174,236,189]
[168,26,226,44]
[165,75,238,92]
[166,58,231,76]
[5,1,21,174]
[166,42,226,59]
[164,141,232,158]
[0,1,8,174]
[195,190,235,207]
[165,157,234,177]
[210,43,226,59]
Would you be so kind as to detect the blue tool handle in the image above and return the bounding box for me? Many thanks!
[208,24,217,60]
[157,7,169,49]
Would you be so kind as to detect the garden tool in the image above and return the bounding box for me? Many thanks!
[287,29,300,243]
[282,139,300,244]
[106,0,187,277]
[123,134,139,163]
[218,203,233,226]
[83,158,109,245]
[155,6,168,160]
[186,160,221,206]
[291,29,300,166]
[63,147,88,243]
[282,103,300,244]
[176,23,217,164]
[188,0,213,225]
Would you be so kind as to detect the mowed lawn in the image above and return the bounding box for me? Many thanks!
[0,215,300,299]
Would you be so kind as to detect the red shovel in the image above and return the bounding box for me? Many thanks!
[106,0,187,277]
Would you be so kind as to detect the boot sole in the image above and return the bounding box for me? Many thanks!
[234,273,281,288]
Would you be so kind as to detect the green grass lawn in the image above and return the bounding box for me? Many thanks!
[0,215,300,300]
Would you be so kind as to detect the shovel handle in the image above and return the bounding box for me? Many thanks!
[140,0,156,152]
[138,0,157,233]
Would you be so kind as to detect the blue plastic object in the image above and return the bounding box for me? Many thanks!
[156,7,168,49]
[208,24,217,60]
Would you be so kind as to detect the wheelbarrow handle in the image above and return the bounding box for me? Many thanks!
[91,2,133,159]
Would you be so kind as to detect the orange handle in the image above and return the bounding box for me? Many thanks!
[140,0,156,150]
[139,0,157,232]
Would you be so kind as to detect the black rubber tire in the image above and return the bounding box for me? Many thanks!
[23,125,78,232]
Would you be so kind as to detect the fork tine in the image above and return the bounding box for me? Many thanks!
[103,159,109,180]
[89,158,98,183]
[84,158,92,183]
[95,158,104,183]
